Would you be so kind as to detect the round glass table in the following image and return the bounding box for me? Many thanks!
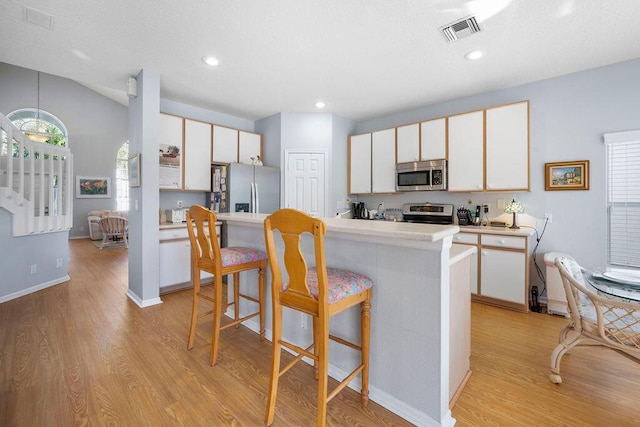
[584,271,640,303]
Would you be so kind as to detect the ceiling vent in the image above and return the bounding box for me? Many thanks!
[23,6,55,30]
[439,16,481,42]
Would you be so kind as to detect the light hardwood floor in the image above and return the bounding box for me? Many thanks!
[1,239,639,426]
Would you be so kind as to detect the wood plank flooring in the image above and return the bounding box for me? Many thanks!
[1,238,639,426]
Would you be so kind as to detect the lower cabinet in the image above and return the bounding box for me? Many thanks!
[159,224,220,291]
[455,231,532,312]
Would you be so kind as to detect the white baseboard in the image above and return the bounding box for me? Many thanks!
[69,235,91,240]
[0,275,70,303]
[126,289,163,308]
[224,308,449,427]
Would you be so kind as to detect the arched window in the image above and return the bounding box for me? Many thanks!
[116,141,129,211]
[8,108,68,148]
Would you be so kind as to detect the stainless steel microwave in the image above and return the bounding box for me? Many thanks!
[396,159,447,191]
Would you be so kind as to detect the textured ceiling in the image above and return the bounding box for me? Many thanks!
[1,0,640,121]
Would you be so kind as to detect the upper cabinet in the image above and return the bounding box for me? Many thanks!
[184,119,212,191]
[448,101,530,192]
[485,101,529,191]
[396,123,420,163]
[420,117,446,160]
[348,133,372,194]
[371,128,396,193]
[448,110,485,192]
[238,131,262,164]
[159,113,184,190]
[212,125,238,164]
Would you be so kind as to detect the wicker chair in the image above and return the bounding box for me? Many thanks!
[549,257,640,384]
[98,216,128,249]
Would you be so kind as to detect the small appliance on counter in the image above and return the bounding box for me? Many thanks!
[351,201,368,219]
[166,208,187,223]
[401,203,454,224]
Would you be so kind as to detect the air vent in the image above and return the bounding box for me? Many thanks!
[439,16,481,42]
[24,6,54,30]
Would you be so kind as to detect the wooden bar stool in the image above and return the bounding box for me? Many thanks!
[263,208,373,427]
[186,205,267,365]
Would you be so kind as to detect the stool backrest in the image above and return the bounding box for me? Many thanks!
[264,208,328,313]
[186,205,222,268]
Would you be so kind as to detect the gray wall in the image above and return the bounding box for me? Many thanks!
[354,58,640,292]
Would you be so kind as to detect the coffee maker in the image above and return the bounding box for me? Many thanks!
[351,202,367,219]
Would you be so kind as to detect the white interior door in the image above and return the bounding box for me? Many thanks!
[285,151,326,217]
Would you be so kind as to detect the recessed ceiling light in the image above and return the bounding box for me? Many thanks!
[464,50,484,60]
[315,101,326,109]
[202,56,219,66]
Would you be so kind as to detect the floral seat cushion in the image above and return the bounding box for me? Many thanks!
[220,247,267,267]
[296,267,373,305]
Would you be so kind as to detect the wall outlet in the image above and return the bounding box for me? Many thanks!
[545,213,553,223]
[300,313,308,330]
[79,226,84,232]
[483,204,489,213]
[30,264,37,275]
[177,200,183,208]
[56,258,63,268]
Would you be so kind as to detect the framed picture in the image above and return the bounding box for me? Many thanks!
[129,153,141,187]
[545,160,590,191]
[76,176,111,198]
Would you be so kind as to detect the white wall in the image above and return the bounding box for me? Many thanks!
[354,58,640,293]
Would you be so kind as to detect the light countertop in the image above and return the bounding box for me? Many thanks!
[159,221,221,230]
[217,212,459,243]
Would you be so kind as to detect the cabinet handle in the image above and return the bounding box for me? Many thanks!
[481,250,488,256]
[499,239,506,244]
[476,184,483,189]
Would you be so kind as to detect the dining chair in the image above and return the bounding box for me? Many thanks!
[263,208,373,427]
[186,205,267,366]
[98,216,128,249]
[549,256,640,384]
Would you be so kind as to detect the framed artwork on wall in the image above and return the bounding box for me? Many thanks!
[545,160,590,191]
[129,153,141,187]
[76,176,111,198]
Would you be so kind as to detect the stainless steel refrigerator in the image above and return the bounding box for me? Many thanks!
[211,163,280,214]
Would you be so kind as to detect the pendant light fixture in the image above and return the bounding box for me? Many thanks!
[23,71,52,143]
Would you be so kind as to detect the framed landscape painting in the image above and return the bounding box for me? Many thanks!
[545,160,589,191]
[76,176,111,198]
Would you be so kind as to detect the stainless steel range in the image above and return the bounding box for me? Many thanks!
[402,203,454,224]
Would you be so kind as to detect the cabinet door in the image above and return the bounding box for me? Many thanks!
[480,248,526,304]
[159,114,183,189]
[372,128,396,193]
[396,123,419,163]
[159,239,192,287]
[486,101,529,191]
[212,125,239,163]
[238,131,262,165]
[184,119,212,191]
[448,110,484,192]
[420,117,446,160]
[348,133,372,194]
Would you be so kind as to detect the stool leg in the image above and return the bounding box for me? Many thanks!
[258,263,266,340]
[361,298,371,406]
[233,272,240,328]
[265,304,283,426]
[316,315,329,427]
[312,315,319,380]
[210,274,223,366]
[187,265,200,350]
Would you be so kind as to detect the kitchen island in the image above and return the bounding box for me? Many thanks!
[217,212,467,427]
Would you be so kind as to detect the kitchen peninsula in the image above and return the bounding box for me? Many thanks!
[217,212,471,427]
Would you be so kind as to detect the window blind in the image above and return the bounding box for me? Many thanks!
[605,130,640,270]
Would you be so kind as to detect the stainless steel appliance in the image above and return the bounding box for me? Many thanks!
[210,163,280,214]
[396,159,447,191]
[402,202,454,224]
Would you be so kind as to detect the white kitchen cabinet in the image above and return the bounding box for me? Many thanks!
[485,101,529,191]
[396,123,419,163]
[348,133,372,194]
[212,125,238,164]
[184,119,212,191]
[159,224,219,291]
[159,113,183,189]
[457,231,532,312]
[238,131,262,165]
[420,117,446,160]
[371,128,396,193]
[448,110,484,192]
